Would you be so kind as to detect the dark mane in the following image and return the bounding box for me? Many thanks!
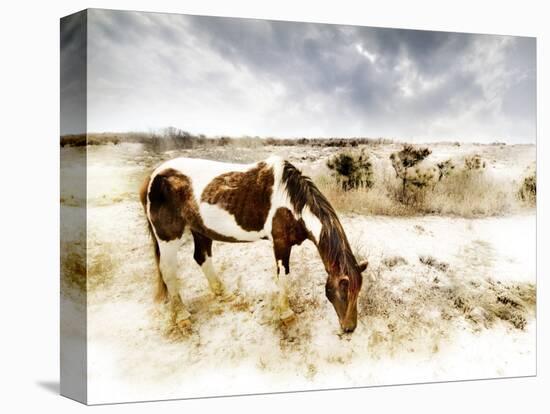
[281,161,361,289]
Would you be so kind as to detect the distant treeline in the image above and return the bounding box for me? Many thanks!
[60,128,395,149]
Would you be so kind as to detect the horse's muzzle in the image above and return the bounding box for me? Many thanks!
[341,321,357,333]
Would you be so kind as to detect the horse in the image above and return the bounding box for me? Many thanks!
[139,155,368,333]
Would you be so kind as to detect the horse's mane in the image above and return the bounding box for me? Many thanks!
[281,161,361,289]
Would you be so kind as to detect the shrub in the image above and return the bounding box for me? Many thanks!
[390,144,432,203]
[464,154,486,170]
[326,150,374,191]
[436,159,455,181]
[518,172,536,205]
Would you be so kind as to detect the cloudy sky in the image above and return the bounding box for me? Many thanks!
[66,9,536,142]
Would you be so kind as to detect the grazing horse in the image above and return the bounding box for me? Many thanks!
[139,156,368,333]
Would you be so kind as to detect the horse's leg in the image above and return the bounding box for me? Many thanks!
[273,242,295,323]
[191,231,230,299]
[158,240,191,330]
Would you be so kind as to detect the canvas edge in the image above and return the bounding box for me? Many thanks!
[60,8,88,405]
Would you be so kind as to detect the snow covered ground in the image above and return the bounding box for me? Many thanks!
[61,142,536,404]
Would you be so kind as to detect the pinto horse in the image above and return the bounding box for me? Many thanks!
[139,156,367,333]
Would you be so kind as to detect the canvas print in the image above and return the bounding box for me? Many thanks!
[60,9,537,405]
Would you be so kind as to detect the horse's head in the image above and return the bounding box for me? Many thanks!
[325,260,368,333]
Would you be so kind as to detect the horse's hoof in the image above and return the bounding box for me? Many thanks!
[209,280,225,295]
[280,309,296,325]
[218,291,236,302]
[176,318,192,334]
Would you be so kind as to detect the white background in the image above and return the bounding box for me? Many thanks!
[0,0,547,412]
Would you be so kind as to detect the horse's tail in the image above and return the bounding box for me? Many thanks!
[139,174,168,303]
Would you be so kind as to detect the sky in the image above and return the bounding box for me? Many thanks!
[61,9,536,143]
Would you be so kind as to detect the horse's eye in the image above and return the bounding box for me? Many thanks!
[339,278,349,291]
[337,279,349,301]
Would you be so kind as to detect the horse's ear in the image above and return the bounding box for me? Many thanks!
[358,260,369,273]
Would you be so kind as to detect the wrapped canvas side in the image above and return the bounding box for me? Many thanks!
[60,9,88,404]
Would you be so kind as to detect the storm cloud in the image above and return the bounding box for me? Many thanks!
[79,9,536,143]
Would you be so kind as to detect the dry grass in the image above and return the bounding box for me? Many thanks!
[419,255,449,272]
[425,170,515,216]
[382,256,408,269]
[314,144,535,218]
[62,248,118,297]
[360,260,536,355]
[316,172,414,216]
[87,247,118,291]
[316,166,526,218]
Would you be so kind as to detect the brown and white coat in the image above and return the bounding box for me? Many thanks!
[140,156,367,333]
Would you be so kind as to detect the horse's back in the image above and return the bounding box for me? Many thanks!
[147,156,285,242]
[152,157,253,198]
